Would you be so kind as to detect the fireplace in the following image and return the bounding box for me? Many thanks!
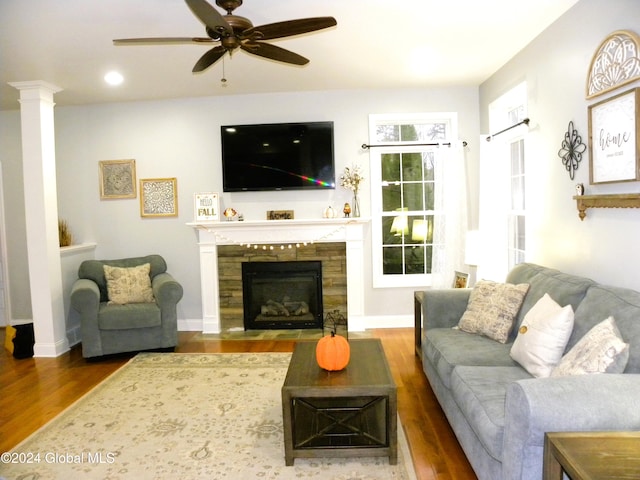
[242,261,323,330]
[188,218,366,334]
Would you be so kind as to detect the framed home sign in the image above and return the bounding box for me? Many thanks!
[99,159,136,199]
[140,178,178,217]
[588,87,640,184]
[193,192,220,221]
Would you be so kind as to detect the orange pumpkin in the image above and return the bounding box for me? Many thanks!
[316,331,350,371]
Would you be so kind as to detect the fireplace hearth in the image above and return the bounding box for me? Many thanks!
[242,261,323,330]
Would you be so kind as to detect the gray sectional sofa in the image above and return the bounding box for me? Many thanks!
[419,263,640,480]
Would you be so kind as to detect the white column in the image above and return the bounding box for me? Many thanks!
[9,80,69,357]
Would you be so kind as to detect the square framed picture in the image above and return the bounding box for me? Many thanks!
[452,271,469,288]
[140,178,178,217]
[99,159,136,199]
[194,192,220,221]
[588,87,640,184]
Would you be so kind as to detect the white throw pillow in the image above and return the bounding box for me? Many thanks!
[510,293,575,378]
[551,316,629,377]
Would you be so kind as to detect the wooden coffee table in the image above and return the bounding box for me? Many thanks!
[544,431,640,479]
[281,338,397,466]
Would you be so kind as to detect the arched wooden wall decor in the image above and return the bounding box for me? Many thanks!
[586,30,640,99]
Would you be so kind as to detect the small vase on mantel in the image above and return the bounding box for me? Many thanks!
[352,192,361,218]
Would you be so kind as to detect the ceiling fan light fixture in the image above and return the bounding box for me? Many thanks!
[115,0,337,73]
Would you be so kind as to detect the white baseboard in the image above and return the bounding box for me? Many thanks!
[7,318,33,326]
[66,325,82,347]
[177,315,413,333]
[178,318,207,332]
[360,314,414,329]
[34,338,70,357]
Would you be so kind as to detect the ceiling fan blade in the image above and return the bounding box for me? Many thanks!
[114,37,214,45]
[244,17,337,41]
[241,42,309,65]
[193,45,227,72]
[185,0,232,36]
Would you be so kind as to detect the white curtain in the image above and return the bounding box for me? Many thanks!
[431,142,468,288]
[477,134,510,282]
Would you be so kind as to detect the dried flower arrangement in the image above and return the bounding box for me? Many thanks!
[58,219,73,247]
[340,164,365,194]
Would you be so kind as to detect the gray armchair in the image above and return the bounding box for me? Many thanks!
[70,254,183,359]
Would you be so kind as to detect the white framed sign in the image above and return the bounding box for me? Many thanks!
[193,192,220,221]
[588,87,640,184]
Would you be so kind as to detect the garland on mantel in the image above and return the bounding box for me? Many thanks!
[208,220,357,250]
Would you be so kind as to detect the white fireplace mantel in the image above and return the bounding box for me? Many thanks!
[188,218,369,333]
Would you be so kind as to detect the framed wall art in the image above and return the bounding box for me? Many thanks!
[193,192,220,221]
[140,178,178,217]
[452,271,469,289]
[99,159,136,199]
[588,87,640,184]
[586,30,640,99]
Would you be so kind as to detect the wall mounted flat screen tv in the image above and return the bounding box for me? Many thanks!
[221,121,335,192]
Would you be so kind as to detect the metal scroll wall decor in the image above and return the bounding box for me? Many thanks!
[558,121,586,180]
[586,30,640,99]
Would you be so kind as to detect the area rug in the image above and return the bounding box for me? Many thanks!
[1,353,416,480]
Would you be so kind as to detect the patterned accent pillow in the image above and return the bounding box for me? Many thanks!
[458,280,530,343]
[551,316,629,377]
[510,293,575,377]
[103,263,155,305]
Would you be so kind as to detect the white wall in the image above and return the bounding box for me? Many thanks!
[479,0,640,290]
[35,87,478,327]
[0,110,31,321]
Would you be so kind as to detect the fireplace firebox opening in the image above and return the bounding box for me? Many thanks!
[242,261,323,330]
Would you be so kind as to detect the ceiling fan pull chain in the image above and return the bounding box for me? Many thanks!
[221,56,227,87]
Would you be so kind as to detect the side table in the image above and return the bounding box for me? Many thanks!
[543,431,640,479]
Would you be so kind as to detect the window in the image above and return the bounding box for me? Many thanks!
[369,113,457,288]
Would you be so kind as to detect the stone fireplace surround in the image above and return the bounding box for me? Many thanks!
[188,218,368,334]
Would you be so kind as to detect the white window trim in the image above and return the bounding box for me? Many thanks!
[368,112,458,288]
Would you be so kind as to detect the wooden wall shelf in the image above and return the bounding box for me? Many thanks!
[573,193,640,220]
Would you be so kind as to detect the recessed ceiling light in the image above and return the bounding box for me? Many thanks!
[104,71,124,86]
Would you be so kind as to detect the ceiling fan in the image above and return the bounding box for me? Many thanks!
[113,0,337,72]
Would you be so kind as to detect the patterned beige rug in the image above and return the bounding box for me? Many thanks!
[1,353,416,480]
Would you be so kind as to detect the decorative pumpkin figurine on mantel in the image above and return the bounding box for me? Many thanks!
[223,208,238,221]
[316,331,350,371]
[323,206,337,218]
[343,202,352,217]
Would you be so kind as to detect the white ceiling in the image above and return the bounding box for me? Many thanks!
[0,0,580,111]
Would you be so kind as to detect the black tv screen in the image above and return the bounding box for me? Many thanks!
[221,121,335,192]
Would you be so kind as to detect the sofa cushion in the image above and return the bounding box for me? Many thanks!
[104,263,155,305]
[450,365,532,462]
[458,280,530,343]
[98,303,162,330]
[505,263,595,341]
[510,293,574,377]
[552,316,629,376]
[423,328,517,389]
[571,285,640,373]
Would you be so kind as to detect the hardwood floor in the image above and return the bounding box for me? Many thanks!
[0,327,476,479]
